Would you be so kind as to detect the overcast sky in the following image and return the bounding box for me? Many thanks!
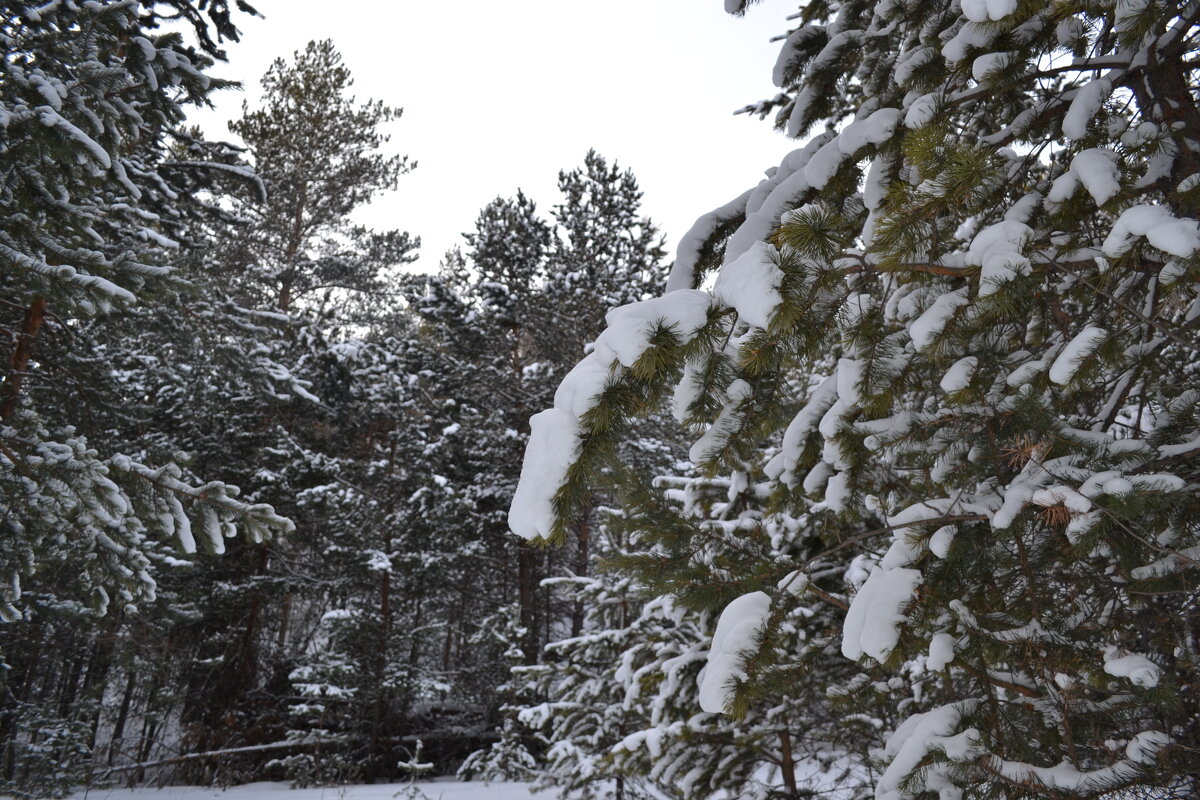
[189,0,796,272]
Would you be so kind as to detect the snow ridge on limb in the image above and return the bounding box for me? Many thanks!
[697,591,771,714]
[508,290,715,542]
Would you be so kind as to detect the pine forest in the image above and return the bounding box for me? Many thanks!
[2,1,1199,799]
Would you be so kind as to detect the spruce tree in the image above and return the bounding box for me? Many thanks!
[511,1,1200,797]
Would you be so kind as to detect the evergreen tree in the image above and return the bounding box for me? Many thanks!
[130,40,421,780]
[511,1,1200,797]
[226,38,417,316]
[0,3,301,795]
[540,149,668,365]
[0,0,290,624]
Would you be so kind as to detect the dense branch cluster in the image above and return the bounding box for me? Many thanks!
[510,0,1200,797]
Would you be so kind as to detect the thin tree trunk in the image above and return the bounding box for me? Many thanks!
[278,182,308,312]
[1,297,47,419]
[369,569,392,783]
[571,511,591,637]
[276,594,291,649]
[108,668,137,766]
[518,544,536,664]
[779,730,798,798]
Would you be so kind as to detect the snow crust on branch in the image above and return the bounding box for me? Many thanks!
[1102,204,1200,258]
[508,291,712,540]
[877,701,980,800]
[712,242,783,329]
[841,565,923,662]
[697,590,771,714]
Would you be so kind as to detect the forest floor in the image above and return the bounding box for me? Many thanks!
[67,781,561,800]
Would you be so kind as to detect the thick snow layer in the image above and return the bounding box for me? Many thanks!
[836,357,866,407]
[713,241,784,329]
[1048,326,1106,384]
[971,51,1014,82]
[1126,730,1170,764]
[1071,148,1121,206]
[878,702,980,800]
[508,409,579,540]
[982,755,1144,793]
[927,632,956,671]
[666,189,754,293]
[1004,191,1042,224]
[942,21,1001,63]
[863,154,890,210]
[698,590,771,713]
[553,354,612,421]
[1046,170,1080,208]
[780,374,838,479]
[1063,77,1113,140]
[842,566,922,662]
[940,355,978,392]
[68,783,557,800]
[592,291,713,368]
[967,220,1033,296]
[1103,204,1200,258]
[723,134,831,265]
[778,569,810,595]
[804,136,850,189]
[894,47,935,88]
[909,288,970,350]
[929,525,956,558]
[839,108,901,154]
[824,471,850,511]
[961,0,1016,22]
[1030,484,1092,514]
[904,93,939,128]
[803,460,834,494]
[672,363,704,423]
[1103,646,1162,688]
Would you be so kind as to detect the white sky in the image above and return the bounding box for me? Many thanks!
[189,0,797,272]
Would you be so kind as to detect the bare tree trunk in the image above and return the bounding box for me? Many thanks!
[368,569,392,783]
[570,511,591,637]
[1,297,47,419]
[779,730,798,798]
[108,668,137,766]
[518,544,536,664]
[278,182,308,312]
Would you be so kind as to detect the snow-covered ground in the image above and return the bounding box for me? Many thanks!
[67,780,559,800]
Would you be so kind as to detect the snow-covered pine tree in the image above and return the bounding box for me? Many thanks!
[0,3,301,794]
[515,468,878,800]
[510,0,1200,796]
[540,150,668,368]
[0,0,291,623]
[226,38,417,317]
[123,41,421,779]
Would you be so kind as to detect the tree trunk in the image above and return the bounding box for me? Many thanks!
[779,730,798,798]
[278,181,309,312]
[1,297,47,419]
[108,668,137,766]
[571,511,591,637]
[518,544,536,664]
[369,569,392,783]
